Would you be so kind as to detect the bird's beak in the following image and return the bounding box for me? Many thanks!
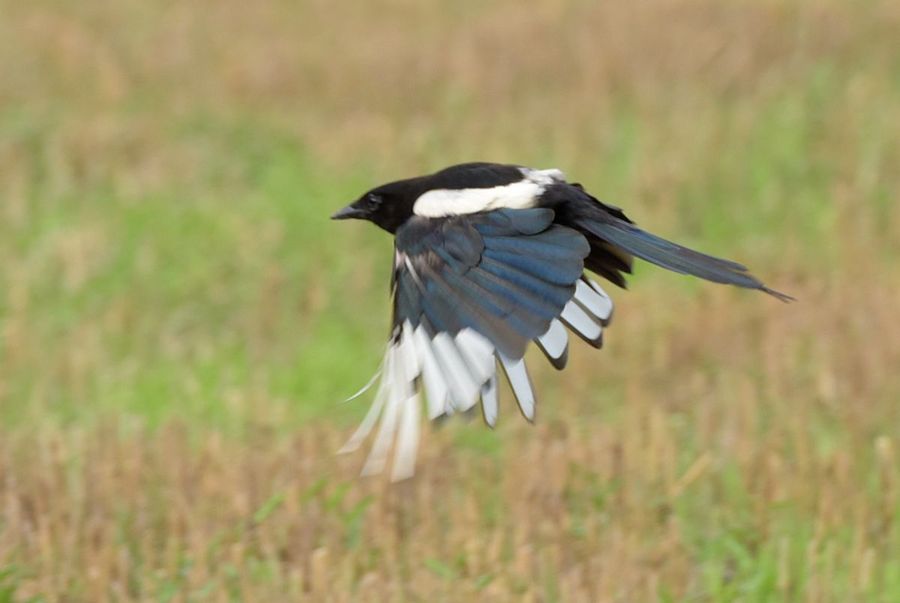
[331,203,368,220]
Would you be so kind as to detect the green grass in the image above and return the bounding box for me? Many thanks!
[3,73,885,430]
[1,0,900,600]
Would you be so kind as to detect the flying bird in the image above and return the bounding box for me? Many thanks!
[332,162,790,480]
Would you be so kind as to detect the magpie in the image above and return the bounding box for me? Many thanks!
[332,162,790,480]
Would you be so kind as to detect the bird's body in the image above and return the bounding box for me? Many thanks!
[332,162,789,480]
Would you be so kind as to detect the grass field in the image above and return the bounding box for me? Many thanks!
[1,0,899,601]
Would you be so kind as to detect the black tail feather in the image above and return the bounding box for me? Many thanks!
[576,216,793,302]
[583,234,633,289]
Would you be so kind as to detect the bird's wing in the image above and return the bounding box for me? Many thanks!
[341,207,615,480]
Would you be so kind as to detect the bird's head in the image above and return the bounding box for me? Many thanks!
[331,181,417,233]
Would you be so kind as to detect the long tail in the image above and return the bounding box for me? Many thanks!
[574,211,793,302]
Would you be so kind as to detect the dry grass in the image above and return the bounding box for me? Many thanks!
[2,367,899,602]
[1,0,899,601]
[4,276,900,601]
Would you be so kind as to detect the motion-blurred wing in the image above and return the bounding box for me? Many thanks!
[342,208,605,479]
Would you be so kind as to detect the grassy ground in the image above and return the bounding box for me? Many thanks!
[1,0,899,600]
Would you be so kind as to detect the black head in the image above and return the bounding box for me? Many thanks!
[331,179,420,233]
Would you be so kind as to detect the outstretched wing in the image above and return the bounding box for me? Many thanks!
[341,208,615,480]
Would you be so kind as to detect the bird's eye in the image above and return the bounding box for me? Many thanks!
[365,194,382,209]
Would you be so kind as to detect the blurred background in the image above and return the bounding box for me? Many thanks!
[1,0,898,600]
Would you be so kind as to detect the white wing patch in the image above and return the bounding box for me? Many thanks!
[498,353,535,421]
[575,279,613,323]
[411,326,448,419]
[560,301,602,342]
[431,332,481,411]
[412,168,566,218]
[341,278,615,481]
[342,324,501,480]
[537,318,568,362]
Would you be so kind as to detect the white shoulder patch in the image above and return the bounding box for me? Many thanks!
[520,167,566,185]
[412,167,566,218]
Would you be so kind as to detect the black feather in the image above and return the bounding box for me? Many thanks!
[581,216,794,298]
[471,208,556,236]
[468,265,573,320]
[392,210,591,359]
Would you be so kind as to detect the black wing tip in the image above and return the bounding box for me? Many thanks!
[554,347,569,369]
[761,285,796,303]
[601,306,614,327]
[544,350,569,370]
[560,318,604,349]
[534,339,568,370]
[520,407,537,424]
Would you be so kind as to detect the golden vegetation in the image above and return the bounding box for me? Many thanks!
[1,0,899,601]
